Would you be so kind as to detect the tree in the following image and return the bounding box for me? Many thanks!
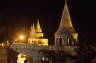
[39,49,75,63]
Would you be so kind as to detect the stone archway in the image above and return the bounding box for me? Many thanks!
[17,53,32,63]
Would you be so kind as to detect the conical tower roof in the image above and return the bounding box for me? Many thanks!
[55,1,76,34]
[36,20,42,33]
[29,23,36,38]
[31,23,36,33]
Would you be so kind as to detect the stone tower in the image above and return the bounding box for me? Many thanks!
[55,0,78,46]
[28,20,48,46]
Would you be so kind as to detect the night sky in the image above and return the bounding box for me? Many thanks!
[0,0,96,45]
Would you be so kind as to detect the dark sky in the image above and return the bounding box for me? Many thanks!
[0,0,96,45]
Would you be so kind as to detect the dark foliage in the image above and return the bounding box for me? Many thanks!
[40,44,96,63]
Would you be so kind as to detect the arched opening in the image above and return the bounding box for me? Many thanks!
[17,53,32,63]
[59,38,63,46]
[68,35,77,46]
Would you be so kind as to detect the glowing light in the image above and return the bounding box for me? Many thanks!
[1,43,7,47]
[19,35,25,40]
[72,33,78,42]
[42,56,45,61]
[72,33,78,39]
[17,53,32,63]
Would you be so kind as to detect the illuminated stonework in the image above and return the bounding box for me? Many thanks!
[55,1,78,46]
[5,1,79,63]
[17,53,32,63]
[28,20,48,46]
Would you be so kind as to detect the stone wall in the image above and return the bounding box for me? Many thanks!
[0,48,8,63]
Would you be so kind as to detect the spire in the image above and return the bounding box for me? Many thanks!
[65,0,67,4]
[29,23,37,38]
[31,23,36,33]
[55,1,78,46]
[56,1,75,34]
[36,20,42,33]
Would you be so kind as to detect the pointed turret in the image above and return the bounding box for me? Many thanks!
[28,20,48,46]
[56,0,75,34]
[31,24,36,33]
[55,0,78,46]
[30,24,36,38]
[36,20,42,33]
[36,20,44,37]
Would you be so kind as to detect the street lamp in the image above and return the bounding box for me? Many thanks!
[18,35,26,43]
[14,32,27,44]
[19,35,25,40]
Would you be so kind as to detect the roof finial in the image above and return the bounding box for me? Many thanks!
[36,19,42,33]
[65,0,67,4]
